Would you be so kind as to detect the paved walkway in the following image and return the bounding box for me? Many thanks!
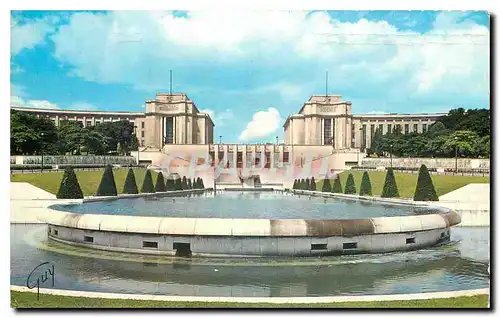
[10,285,489,303]
[10,182,80,224]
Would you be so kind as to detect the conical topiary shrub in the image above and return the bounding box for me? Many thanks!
[56,166,83,199]
[305,178,310,190]
[344,173,357,194]
[141,169,155,193]
[175,177,183,190]
[381,168,399,198]
[359,171,372,196]
[413,164,439,201]
[96,165,117,196]
[166,176,175,191]
[322,178,332,192]
[332,175,343,193]
[122,168,138,194]
[293,179,298,189]
[310,177,316,191]
[199,177,205,189]
[300,179,305,190]
[188,178,193,189]
[155,172,166,192]
[182,176,188,190]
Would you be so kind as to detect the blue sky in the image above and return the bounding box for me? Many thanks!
[11,10,490,143]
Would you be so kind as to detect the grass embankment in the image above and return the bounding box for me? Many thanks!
[10,168,158,197]
[10,291,488,309]
[317,171,489,199]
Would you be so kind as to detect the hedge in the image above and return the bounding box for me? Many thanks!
[122,168,139,194]
[344,173,356,194]
[155,172,167,192]
[141,170,155,193]
[413,164,439,201]
[359,171,372,196]
[332,176,343,193]
[322,178,332,192]
[56,167,83,199]
[96,165,118,196]
[381,168,399,198]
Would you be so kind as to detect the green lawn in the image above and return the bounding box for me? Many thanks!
[316,171,490,199]
[10,291,488,308]
[10,168,158,197]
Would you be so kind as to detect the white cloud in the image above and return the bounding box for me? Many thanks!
[11,95,59,109]
[11,16,58,55]
[200,108,234,127]
[46,11,488,115]
[239,107,282,141]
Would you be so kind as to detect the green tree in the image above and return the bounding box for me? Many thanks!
[381,168,399,198]
[443,130,479,158]
[182,176,188,190]
[96,165,118,196]
[359,171,372,196]
[321,178,332,192]
[141,170,155,193]
[155,172,166,192]
[57,120,85,155]
[413,165,439,201]
[344,173,356,194]
[332,176,343,193]
[309,177,316,191]
[56,166,83,199]
[82,127,107,155]
[122,168,139,194]
[10,110,58,155]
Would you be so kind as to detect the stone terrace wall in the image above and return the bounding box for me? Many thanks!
[361,158,490,170]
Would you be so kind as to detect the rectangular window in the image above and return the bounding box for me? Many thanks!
[370,124,375,143]
[406,238,416,244]
[396,124,401,132]
[423,124,428,133]
[165,117,174,144]
[54,229,58,236]
[209,151,215,166]
[246,151,253,168]
[343,242,358,249]
[226,152,233,168]
[83,236,94,243]
[237,151,243,168]
[273,152,279,168]
[404,124,409,135]
[141,131,145,138]
[413,124,418,133]
[86,120,92,127]
[218,151,224,166]
[351,124,356,148]
[143,241,158,248]
[283,152,289,163]
[323,119,332,145]
[254,152,262,168]
[141,122,145,129]
[311,243,328,250]
[265,152,271,168]
[387,124,392,134]
[378,124,383,134]
[362,125,367,150]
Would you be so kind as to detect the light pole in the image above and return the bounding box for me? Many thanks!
[276,136,278,145]
[219,135,222,144]
[40,132,45,172]
[134,125,140,167]
[454,136,458,174]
